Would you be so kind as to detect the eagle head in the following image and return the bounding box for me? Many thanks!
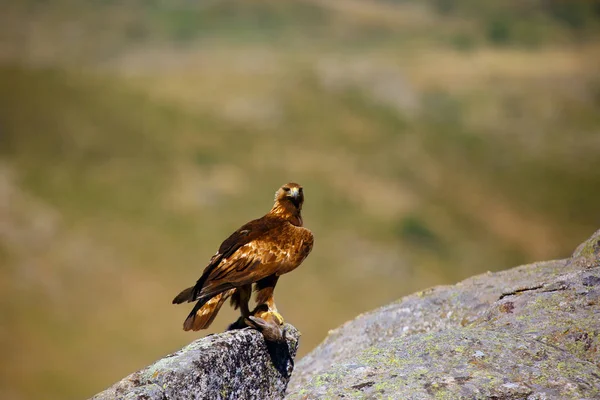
[271,183,304,224]
[275,182,304,208]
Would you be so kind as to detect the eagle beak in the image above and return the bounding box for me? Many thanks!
[289,187,300,198]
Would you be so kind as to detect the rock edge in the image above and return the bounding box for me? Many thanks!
[91,324,299,400]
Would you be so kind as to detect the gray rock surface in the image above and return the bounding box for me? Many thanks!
[287,229,600,399]
[91,324,299,400]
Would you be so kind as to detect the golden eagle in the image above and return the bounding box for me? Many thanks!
[173,182,313,340]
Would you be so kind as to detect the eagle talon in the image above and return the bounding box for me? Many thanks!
[253,307,285,326]
[271,310,284,326]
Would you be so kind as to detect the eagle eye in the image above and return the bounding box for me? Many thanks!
[283,187,291,192]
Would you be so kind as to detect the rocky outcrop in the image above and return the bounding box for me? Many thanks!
[91,325,299,400]
[287,230,600,399]
[91,231,600,399]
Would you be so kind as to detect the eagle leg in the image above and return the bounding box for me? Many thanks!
[253,275,284,325]
[231,284,252,317]
[227,284,254,331]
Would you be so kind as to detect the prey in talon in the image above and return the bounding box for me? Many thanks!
[172,182,313,341]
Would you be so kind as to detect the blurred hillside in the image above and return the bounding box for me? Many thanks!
[1,1,599,399]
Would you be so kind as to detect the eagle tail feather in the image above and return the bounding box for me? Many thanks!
[172,286,194,304]
[183,290,232,331]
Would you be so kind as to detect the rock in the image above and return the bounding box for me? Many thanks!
[91,324,299,400]
[91,231,600,399]
[287,229,600,399]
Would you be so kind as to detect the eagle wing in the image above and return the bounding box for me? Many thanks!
[199,239,286,295]
[187,216,312,302]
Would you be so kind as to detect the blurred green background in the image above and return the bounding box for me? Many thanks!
[1,0,599,398]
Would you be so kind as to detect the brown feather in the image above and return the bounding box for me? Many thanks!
[172,286,194,304]
[183,289,235,331]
